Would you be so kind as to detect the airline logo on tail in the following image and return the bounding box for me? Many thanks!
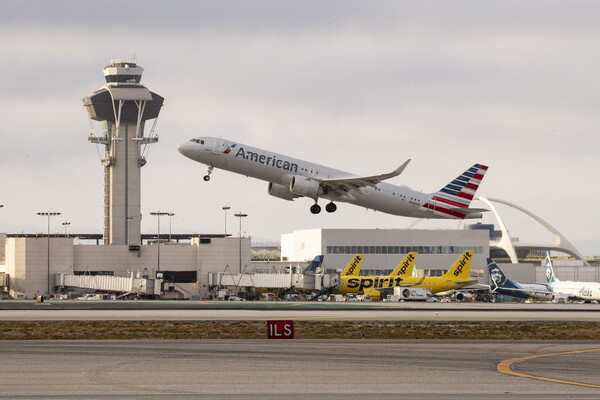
[422,164,488,218]
[450,251,473,279]
[341,255,363,276]
[545,253,558,284]
[390,252,417,276]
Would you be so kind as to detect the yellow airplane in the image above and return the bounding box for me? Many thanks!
[401,250,477,294]
[338,253,424,301]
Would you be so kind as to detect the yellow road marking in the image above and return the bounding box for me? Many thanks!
[498,348,600,388]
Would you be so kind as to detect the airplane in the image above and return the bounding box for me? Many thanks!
[337,259,425,302]
[389,252,417,277]
[397,251,478,294]
[178,137,489,217]
[545,253,600,302]
[487,258,552,301]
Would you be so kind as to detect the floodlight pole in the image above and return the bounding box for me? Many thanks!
[234,213,248,274]
[37,211,61,296]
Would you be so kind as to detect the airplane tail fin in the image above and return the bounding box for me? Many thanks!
[303,255,324,274]
[443,251,474,280]
[389,252,417,276]
[544,252,558,284]
[424,164,489,219]
[487,258,515,291]
[340,254,363,276]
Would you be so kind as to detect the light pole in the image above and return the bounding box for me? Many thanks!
[150,211,169,272]
[167,213,175,243]
[234,212,248,274]
[37,211,61,296]
[62,222,70,237]
[222,206,230,236]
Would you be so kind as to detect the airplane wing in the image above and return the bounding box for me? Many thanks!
[317,159,411,190]
[371,273,428,296]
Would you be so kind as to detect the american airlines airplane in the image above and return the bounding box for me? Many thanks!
[178,137,489,218]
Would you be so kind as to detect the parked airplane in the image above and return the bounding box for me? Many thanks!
[545,254,600,302]
[487,258,552,301]
[178,137,489,217]
[338,264,425,301]
[399,251,478,294]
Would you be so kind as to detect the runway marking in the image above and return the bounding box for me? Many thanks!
[498,348,600,388]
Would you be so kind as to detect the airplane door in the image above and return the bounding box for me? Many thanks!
[212,139,224,155]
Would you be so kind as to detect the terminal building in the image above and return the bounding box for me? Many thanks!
[0,60,597,300]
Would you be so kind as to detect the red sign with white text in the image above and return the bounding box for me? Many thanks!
[266,320,294,339]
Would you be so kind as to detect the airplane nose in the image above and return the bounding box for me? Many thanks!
[177,142,191,157]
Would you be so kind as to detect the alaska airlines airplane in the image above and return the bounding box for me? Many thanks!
[545,254,600,302]
[487,258,552,301]
[178,137,489,217]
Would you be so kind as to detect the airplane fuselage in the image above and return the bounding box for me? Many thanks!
[550,281,600,301]
[178,137,481,219]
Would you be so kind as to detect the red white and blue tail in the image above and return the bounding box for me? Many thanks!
[422,164,488,219]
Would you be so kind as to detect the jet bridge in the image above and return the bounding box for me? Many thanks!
[56,272,162,297]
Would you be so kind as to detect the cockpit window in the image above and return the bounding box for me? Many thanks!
[190,139,204,144]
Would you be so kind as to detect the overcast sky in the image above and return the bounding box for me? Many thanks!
[1,1,600,255]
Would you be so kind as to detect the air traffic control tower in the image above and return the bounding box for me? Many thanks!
[83,60,164,245]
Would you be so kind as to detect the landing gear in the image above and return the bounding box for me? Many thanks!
[310,204,322,214]
[325,202,337,213]
[204,165,214,181]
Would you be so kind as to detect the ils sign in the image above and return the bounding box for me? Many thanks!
[266,320,294,339]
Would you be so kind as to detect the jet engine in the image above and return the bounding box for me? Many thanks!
[267,182,298,201]
[289,176,322,199]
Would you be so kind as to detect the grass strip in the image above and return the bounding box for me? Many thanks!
[0,320,599,340]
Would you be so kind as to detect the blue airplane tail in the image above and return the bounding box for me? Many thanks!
[303,255,324,273]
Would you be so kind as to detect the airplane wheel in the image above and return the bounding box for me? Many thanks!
[310,204,322,214]
[325,202,337,213]
[203,175,211,181]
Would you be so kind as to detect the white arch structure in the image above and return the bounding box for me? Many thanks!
[478,196,589,266]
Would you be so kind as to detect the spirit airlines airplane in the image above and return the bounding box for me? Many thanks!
[178,137,489,217]
[402,251,477,294]
[545,254,600,302]
[338,253,424,301]
[487,258,552,301]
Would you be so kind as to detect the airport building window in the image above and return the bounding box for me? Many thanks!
[325,245,483,255]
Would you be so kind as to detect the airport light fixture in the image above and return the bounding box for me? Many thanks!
[62,222,71,236]
[37,211,61,295]
[222,206,230,236]
[234,212,248,274]
[167,212,175,243]
[150,211,170,272]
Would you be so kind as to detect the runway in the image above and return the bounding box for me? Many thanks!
[1,300,599,321]
[0,340,598,399]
